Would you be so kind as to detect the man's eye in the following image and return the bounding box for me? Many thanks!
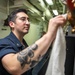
[19,17,29,21]
[21,18,25,21]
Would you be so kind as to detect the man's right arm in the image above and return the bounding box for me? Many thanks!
[1,15,66,75]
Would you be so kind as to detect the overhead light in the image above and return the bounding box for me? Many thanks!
[42,16,45,21]
[45,0,53,5]
[53,10,58,15]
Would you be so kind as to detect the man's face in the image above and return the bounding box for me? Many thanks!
[11,12,30,35]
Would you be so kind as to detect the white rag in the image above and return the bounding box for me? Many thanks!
[45,26,66,75]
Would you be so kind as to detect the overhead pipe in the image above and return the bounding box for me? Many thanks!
[59,0,66,14]
[23,0,41,17]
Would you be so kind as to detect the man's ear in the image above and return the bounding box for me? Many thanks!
[9,21,15,28]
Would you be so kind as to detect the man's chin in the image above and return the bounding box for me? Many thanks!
[24,31,29,34]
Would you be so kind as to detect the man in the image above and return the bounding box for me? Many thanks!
[0,8,66,75]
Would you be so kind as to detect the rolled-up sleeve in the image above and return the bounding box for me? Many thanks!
[0,39,16,59]
[0,45,16,58]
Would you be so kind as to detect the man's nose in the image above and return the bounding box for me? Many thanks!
[26,20,30,25]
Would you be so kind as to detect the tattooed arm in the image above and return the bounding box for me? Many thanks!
[17,44,40,69]
[1,15,66,75]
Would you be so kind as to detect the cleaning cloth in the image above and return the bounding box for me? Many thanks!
[45,26,66,75]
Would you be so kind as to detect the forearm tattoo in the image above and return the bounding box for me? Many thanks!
[17,44,42,69]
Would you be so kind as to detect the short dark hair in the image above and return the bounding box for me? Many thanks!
[8,8,28,22]
[4,8,28,26]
